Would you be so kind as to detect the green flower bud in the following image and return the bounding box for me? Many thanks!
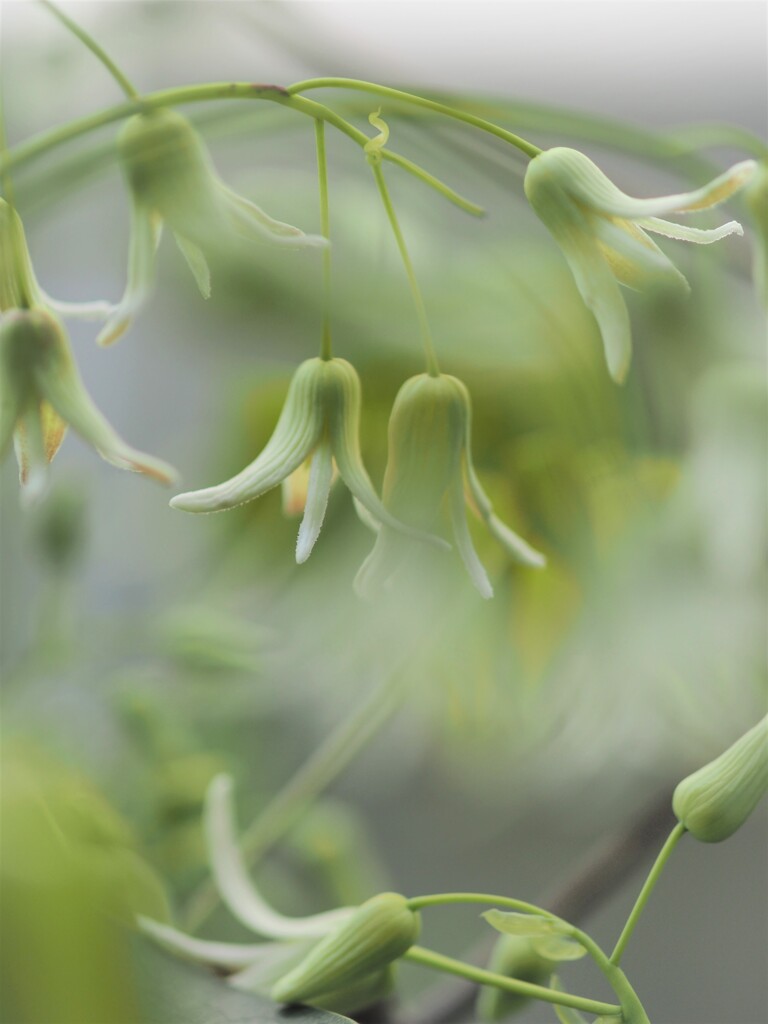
[673,715,768,842]
[270,892,420,1005]
[355,372,544,599]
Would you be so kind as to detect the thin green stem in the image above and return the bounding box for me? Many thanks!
[183,671,406,932]
[1,85,483,220]
[39,0,139,100]
[405,945,621,1018]
[287,77,542,159]
[314,119,332,360]
[369,159,440,377]
[610,822,686,966]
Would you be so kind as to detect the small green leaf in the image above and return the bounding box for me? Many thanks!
[532,934,588,962]
[482,909,562,938]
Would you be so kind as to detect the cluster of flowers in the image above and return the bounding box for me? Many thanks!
[139,716,767,1018]
[1,104,758,591]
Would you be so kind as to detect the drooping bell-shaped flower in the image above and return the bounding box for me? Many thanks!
[354,373,545,600]
[98,108,327,345]
[524,148,755,382]
[0,308,177,504]
[170,357,443,563]
[0,198,114,322]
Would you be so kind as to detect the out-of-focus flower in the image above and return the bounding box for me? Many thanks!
[0,308,177,503]
[355,373,545,600]
[524,148,755,382]
[0,198,114,321]
[98,108,327,345]
[171,357,442,563]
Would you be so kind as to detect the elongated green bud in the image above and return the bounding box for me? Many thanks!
[673,716,768,842]
[271,892,420,1004]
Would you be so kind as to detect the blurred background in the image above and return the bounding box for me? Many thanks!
[1,3,766,1023]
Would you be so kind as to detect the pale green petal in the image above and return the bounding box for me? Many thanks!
[449,480,493,599]
[0,370,23,459]
[35,334,177,484]
[638,216,744,244]
[204,775,354,940]
[552,215,631,382]
[173,232,211,298]
[138,916,275,969]
[171,397,320,513]
[221,185,329,249]
[352,530,407,599]
[37,291,117,322]
[589,216,689,293]
[97,203,159,347]
[550,148,756,218]
[463,452,546,568]
[228,942,315,994]
[485,513,547,568]
[13,402,51,505]
[296,440,334,563]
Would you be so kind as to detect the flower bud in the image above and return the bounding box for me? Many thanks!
[673,716,768,842]
[270,892,420,1004]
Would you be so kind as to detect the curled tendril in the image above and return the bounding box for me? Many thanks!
[364,108,390,165]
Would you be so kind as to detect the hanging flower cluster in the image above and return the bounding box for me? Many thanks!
[2,81,759,598]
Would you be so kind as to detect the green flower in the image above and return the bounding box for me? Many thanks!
[524,148,755,382]
[355,372,545,599]
[0,308,177,503]
[98,108,327,345]
[170,357,441,563]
